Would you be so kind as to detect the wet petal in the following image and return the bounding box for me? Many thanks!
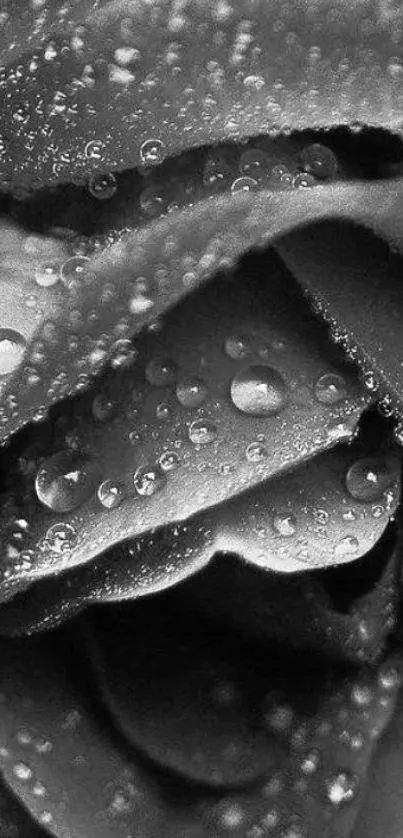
[2,1,403,190]
[0,249,372,601]
[277,221,403,425]
[0,435,399,640]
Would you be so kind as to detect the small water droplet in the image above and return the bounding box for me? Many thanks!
[34,263,60,287]
[156,402,171,421]
[225,336,251,360]
[159,450,180,471]
[300,143,338,180]
[13,762,33,781]
[325,771,359,806]
[145,357,177,387]
[0,329,27,375]
[231,176,258,193]
[334,535,359,559]
[84,139,105,160]
[139,138,166,166]
[346,457,395,502]
[88,172,117,200]
[300,749,320,776]
[203,152,233,192]
[314,372,347,405]
[44,522,78,554]
[35,450,101,512]
[133,464,166,496]
[189,419,218,445]
[351,684,372,707]
[238,148,270,180]
[176,376,207,408]
[246,441,268,461]
[111,338,137,369]
[60,256,91,290]
[273,513,297,537]
[378,664,401,691]
[231,365,289,416]
[293,172,316,188]
[97,480,126,509]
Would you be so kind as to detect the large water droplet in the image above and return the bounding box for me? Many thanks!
[88,172,117,200]
[346,457,396,502]
[300,143,338,180]
[314,372,347,405]
[35,450,101,512]
[231,365,289,416]
[60,256,91,290]
[133,464,166,496]
[145,358,177,387]
[189,419,218,445]
[325,771,359,806]
[176,376,207,408]
[0,328,27,375]
[139,138,166,166]
[34,263,60,288]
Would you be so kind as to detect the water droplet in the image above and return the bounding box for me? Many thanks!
[246,441,268,461]
[13,762,33,781]
[293,172,316,188]
[176,376,207,408]
[88,171,117,200]
[238,148,270,180]
[92,393,117,422]
[111,339,137,369]
[189,419,218,445]
[225,336,251,360]
[273,514,297,537]
[325,771,359,806]
[133,464,166,496]
[300,143,338,180]
[0,329,27,375]
[35,450,101,512]
[264,704,294,732]
[84,139,105,160]
[300,749,320,776]
[34,263,60,287]
[44,522,78,553]
[351,684,372,707]
[145,358,177,387]
[231,176,258,193]
[334,535,359,559]
[378,664,401,691]
[346,457,395,502]
[60,256,91,290]
[203,153,233,192]
[139,138,166,166]
[97,480,126,509]
[139,184,167,217]
[231,365,289,416]
[159,450,180,471]
[156,402,171,421]
[314,372,347,405]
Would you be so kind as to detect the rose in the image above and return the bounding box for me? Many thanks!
[1,2,403,836]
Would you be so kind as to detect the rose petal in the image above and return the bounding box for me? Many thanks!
[2,0,403,190]
[0,435,399,639]
[277,221,403,424]
[1,176,403,446]
[0,609,401,837]
[0,248,372,601]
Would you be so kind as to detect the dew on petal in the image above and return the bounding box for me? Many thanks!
[325,771,359,806]
[300,749,320,776]
[156,402,172,421]
[231,176,258,193]
[378,664,402,691]
[159,450,180,471]
[273,513,297,537]
[293,172,316,188]
[346,457,396,502]
[34,263,60,287]
[97,480,126,509]
[333,535,359,559]
[176,376,208,408]
[224,335,251,360]
[314,373,347,405]
[145,357,177,387]
[88,172,117,200]
[43,522,78,554]
[84,139,105,161]
[60,256,91,289]
[92,393,117,422]
[300,143,338,180]
[139,138,166,167]
[35,450,101,512]
[189,419,218,445]
[238,148,270,179]
[13,762,33,781]
[110,339,137,369]
[246,441,268,462]
[133,464,166,496]
[0,329,27,375]
[231,365,289,416]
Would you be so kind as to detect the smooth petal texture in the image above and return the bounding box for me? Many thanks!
[3,174,403,446]
[0,249,374,602]
[2,0,403,191]
[0,608,401,838]
[0,438,399,643]
[277,221,403,423]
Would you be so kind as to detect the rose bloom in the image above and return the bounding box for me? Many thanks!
[1,2,403,837]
